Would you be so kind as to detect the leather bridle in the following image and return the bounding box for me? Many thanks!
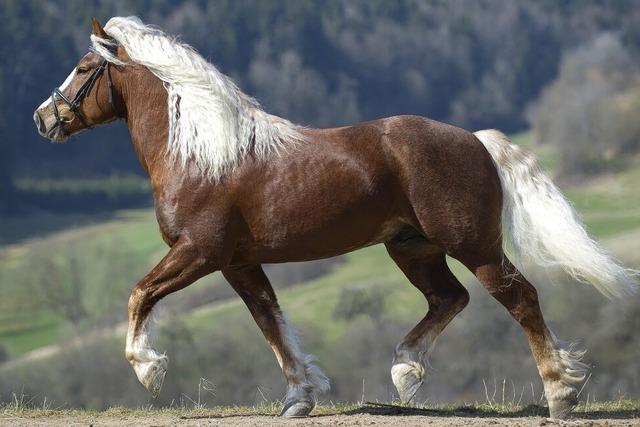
[50,47,116,130]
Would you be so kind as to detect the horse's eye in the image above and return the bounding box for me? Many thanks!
[77,67,89,75]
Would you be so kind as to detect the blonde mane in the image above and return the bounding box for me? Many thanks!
[91,16,304,181]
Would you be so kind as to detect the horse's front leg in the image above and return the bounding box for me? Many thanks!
[125,236,215,397]
[222,265,330,417]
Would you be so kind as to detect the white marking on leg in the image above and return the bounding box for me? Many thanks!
[391,360,425,403]
[391,329,440,403]
[270,343,284,369]
[125,306,168,397]
[541,330,588,418]
[37,69,76,110]
[274,312,330,401]
[391,345,426,403]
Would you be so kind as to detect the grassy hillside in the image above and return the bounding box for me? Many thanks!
[0,210,167,354]
[1,131,639,358]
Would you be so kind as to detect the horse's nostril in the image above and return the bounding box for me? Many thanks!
[33,111,46,133]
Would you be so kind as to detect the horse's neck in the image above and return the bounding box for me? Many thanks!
[122,69,170,179]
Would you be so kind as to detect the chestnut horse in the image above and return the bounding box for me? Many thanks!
[34,17,636,418]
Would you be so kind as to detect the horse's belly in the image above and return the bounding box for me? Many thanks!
[231,215,406,264]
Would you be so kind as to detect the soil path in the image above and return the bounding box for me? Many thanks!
[2,413,639,426]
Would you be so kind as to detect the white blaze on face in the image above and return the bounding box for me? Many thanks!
[37,68,77,111]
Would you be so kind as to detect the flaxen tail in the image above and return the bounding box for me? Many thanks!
[474,129,638,298]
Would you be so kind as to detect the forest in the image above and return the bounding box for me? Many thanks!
[2,0,640,214]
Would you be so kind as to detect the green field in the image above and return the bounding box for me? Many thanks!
[0,209,167,354]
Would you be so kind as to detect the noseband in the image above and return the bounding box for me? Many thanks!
[50,48,116,130]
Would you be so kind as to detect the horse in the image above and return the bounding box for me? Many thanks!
[34,17,637,418]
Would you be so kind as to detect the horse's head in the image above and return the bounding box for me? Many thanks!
[34,18,124,142]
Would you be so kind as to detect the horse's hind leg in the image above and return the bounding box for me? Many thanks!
[463,253,588,419]
[222,264,329,417]
[385,237,470,403]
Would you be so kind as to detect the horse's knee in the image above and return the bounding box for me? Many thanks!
[428,279,469,314]
[440,274,470,307]
[451,285,470,312]
[128,282,150,309]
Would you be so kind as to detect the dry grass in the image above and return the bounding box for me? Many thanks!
[2,400,639,419]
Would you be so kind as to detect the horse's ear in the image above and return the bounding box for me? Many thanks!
[92,17,108,38]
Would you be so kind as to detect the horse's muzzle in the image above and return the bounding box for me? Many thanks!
[34,110,67,142]
[33,111,47,136]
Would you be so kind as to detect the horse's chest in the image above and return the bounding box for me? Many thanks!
[154,192,183,246]
[154,207,179,246]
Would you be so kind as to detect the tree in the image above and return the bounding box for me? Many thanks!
[531,33,640,177]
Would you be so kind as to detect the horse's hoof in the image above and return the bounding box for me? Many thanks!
[548,397,577,420]
[391,361,425,403]
[140,357,168,398]
[279,399,315,417]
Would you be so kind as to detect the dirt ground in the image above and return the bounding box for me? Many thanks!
[2,413,639,427]
[2,402,639,426]
[3,403,640,427]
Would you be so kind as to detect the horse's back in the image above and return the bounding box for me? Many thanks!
[315,114,503,254]
[227,115,502,262]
